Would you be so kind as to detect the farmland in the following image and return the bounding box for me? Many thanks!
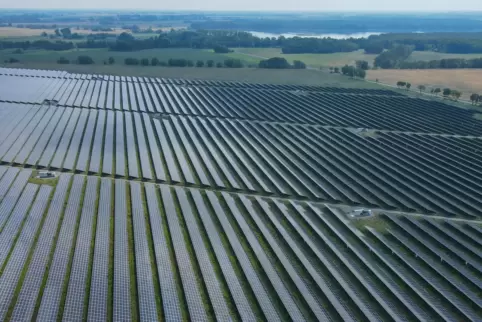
[0,48,248,66]
[231,48,377,69]
[367,69,482,101]
[0,67,480,321]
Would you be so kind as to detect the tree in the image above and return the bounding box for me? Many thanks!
[41,31,48,37]
[406,83,411,90]
[224,58,244,68]
[417,85,426,93]
[54,29,61,37]
[141,58,149,66]
[434,88,441,96]
[356,60,369,70]
[77,55,94,64]
[151,57,159,66]
[216,62,223,68]
[341,65,356,77]
[470,93,480,105]
[207,60,214,67]
[108,56,115,65]
[57,57,70,64]
[355,68,366,79]
[442,88,452,98]
[334,67,340,73]
[293,60,307,69]
[213,44,230,53]
[259,57,291,69]
[124,57,139,65]
[451,90,462,101]
[60,27,72,38]
[196,60,204,67]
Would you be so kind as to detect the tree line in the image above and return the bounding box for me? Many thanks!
[4,29,482,58]
[54,55,307,69]
[399,58,482,69]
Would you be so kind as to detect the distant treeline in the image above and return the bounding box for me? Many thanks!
[399,58,482,69]
[0,39,74,51]
[190,16,482,34]
[4,29,482,65]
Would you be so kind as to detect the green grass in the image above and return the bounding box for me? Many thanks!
[229,48,377,69]
[351,215,390,233]
[407,51,482,62]
[28,171,59,187]
[473,113,482,121]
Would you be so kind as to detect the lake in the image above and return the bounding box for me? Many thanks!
[248,31,382,39]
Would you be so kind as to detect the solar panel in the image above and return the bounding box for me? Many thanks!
[133,113,153,180]
[87,178,112,321]
[205,191,280,321]
[220,192,305,321]
[124,112,139,178]
[49,108,81,169]
[0,185,52,320]
[174,187,231,320]
[37,175,85,321]
[130,181,157,321]
[115,111,126,177]
[160,185,207,321]
[113,180,132,321]
[76,110,98,172]
[89,110,107,174]
[141,113,166,181]
[144,183,182,321]
[102,110,115,175]
[63,176,99,321]
[11,175,72,321]
[62,108,90,170]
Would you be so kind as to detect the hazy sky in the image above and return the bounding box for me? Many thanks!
[1,0,481,11]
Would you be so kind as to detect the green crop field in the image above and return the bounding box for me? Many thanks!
[229,48,377,69]
[0,48,246,66]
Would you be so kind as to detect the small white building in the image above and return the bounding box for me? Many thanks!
[37,171,56,179]
[349,208,373,218]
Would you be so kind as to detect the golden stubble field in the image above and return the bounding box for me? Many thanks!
[368,69,482,100]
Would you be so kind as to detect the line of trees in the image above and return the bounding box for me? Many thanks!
[123,57,245,68]
[258,57,307,69]
[399,57,482,69]
[340,65,366,78]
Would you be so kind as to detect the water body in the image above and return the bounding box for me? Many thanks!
[249,31,382,39]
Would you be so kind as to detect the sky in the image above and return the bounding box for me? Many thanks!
[2,0,482,11]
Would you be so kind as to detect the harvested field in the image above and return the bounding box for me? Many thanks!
[368,69,482,100]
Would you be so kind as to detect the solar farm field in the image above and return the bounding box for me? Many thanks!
[0,67,480,322]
